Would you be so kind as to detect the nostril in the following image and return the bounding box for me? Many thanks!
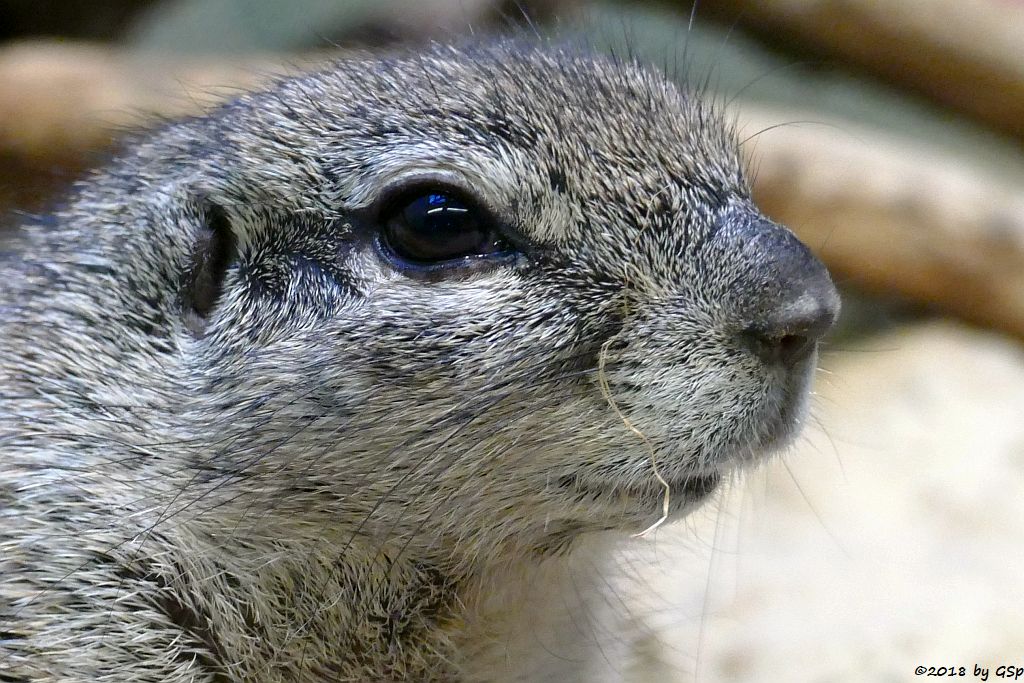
[740,296,838,367]
[740,327,818,367]
[725,212,841,366]
[778,332,815,365]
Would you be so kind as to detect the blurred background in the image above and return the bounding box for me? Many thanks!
[2,0,1023,680]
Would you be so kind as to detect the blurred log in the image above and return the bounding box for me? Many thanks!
[0,42,296,212]
[739,108,1024,338]
[0,41,284,165]
[704,0,1024,141]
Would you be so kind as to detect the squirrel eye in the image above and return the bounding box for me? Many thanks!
[380,189,512,266]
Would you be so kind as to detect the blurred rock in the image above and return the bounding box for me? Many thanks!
[628,321,1024,680]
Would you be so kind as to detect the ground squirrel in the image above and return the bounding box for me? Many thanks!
[0,41,839,681]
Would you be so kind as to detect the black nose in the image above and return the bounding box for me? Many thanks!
[740,288,839,366]
[732,221,840,367]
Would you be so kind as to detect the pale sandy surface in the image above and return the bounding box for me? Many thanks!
[622,321,1024,682]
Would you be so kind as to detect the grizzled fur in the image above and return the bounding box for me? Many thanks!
[0,43,836,681]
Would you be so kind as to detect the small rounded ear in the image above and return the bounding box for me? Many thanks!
[182,202,237,337]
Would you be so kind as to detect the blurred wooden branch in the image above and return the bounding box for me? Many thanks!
[705,0,1024,141]
[0,41,285,164]
[3,41,1024,339]
[739,109,1024,339]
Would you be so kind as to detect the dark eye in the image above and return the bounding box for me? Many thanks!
[379,189,513,267]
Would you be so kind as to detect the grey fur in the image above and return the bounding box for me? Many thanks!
[0,42,837,681]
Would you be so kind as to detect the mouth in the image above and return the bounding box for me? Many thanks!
[558,471,722,510]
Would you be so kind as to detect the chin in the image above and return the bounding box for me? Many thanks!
[764,355,819,448]
[554,467,724,529]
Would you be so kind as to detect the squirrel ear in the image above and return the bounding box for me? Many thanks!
[181,202,237,337]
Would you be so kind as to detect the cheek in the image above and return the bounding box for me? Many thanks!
[593,312,790,461]
[323,287,587,406]
[607,348,764,428]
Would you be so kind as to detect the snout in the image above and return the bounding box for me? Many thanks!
[739,272,839,367]
[722,209,840,368]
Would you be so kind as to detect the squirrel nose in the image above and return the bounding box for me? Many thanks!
[739,284,839,366]
[731,220,841,367]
